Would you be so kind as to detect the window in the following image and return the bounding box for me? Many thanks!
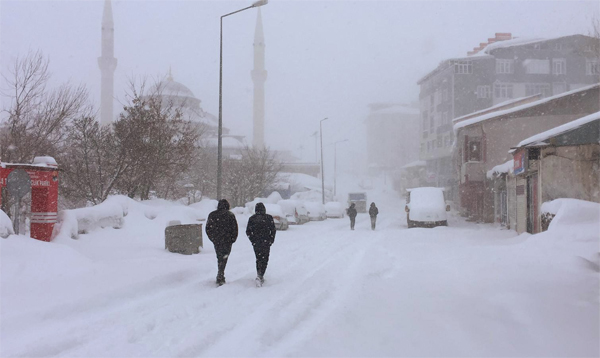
[437,137,443,148]
[442,88,449,101]
[476,85,491,98]
[494,83,513,99]
[468,140,481,162]
[525,83,551,97]
[496,59,514,74]
[455,61,472,74]
[430,115,434,132]
[524,59,550,74]
[553,43,563,51]
[586,59,600,75]
[552,59,566,75]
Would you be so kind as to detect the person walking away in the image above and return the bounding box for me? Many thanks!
[246,203,276,287]
[347,203,357,230]
[369,202,379,230]
[205,199,238,286]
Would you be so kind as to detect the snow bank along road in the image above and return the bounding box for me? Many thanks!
[1,191,598,357]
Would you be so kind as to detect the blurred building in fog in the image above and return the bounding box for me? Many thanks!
[417,33,600,199]
[365,103,420,190]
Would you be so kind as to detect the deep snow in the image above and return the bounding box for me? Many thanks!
[1,185,598,357]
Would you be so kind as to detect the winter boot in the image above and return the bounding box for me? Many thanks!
[255,275,264,287]
[216,274,226,287]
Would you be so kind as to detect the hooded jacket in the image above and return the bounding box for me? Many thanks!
[205,199,238,246]
[246,202,276,246]
[369,203,379,217]
[347,203,357,219]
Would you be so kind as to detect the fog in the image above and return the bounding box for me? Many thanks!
[1,0,597,179]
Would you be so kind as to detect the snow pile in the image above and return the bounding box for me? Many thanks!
[486,159,514,179]
[291,189,332,203]
[31,156,58,167]
[0,209,14,238]
[54,196,209,240]
[541,198,600,230]
[278,172,332,192]
[188,198,218,219]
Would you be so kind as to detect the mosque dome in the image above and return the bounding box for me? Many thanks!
[162,75,195,99]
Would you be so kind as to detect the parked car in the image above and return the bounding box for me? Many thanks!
[324,201,345,218]
[405,187,449,228]
[277,199,310,225]
[248,202,289,231]
[348,192,367,213]
[304,202,327,221]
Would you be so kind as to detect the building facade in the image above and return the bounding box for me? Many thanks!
[504,112,599,233]
[417,33,600,198]
[454,84,600,222]
[366,103,420,177]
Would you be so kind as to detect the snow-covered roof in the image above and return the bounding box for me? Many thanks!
[481,37,546,54]
[453,83,600,131]
[486,159,514,179]
[401,160,426,169]
[452,95,540,123]
[516,111,600,148]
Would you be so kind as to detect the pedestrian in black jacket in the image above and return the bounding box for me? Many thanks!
[205,199,238,286]
[369,202,379,230]
[347,203,357,230]
[246,202,276,286]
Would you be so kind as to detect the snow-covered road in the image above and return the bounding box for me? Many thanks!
[1,188,598,357]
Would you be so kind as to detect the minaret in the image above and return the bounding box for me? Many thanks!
[251,8,267,149]
[98,0,117,127]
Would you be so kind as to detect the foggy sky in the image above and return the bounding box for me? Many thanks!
[1,0,598,174]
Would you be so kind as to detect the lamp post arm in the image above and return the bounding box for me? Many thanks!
[221,5,255,19]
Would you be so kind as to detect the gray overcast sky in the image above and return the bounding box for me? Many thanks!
[1,0,598,167]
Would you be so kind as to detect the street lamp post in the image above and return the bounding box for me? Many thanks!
[319,117,328,204]
[333,139,348,198]
[217,0,268,200]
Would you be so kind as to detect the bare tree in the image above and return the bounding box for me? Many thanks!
[0,51,91,163]
[59,116,128,205]
[113,79,203,200]
[223,146,282,207]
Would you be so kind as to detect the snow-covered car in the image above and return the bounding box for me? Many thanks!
[405,187,450,228]
[324,201,345,218]
[277,199,310,225]
[262,203,289,231]
[304,202,327,221]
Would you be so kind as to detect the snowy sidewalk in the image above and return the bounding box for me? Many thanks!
[1,194,598,357]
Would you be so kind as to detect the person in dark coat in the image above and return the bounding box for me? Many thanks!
[205,199,238,286]
[347,203,357,230]
[369,202,379,230]
[246,202,276,286]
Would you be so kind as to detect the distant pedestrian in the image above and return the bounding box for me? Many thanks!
[246,203,276,287]
[347,203,357,230]
[205,199,238,286]
[369,202,379,230]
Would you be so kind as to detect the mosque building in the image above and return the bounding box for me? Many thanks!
[97,0,262,155]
